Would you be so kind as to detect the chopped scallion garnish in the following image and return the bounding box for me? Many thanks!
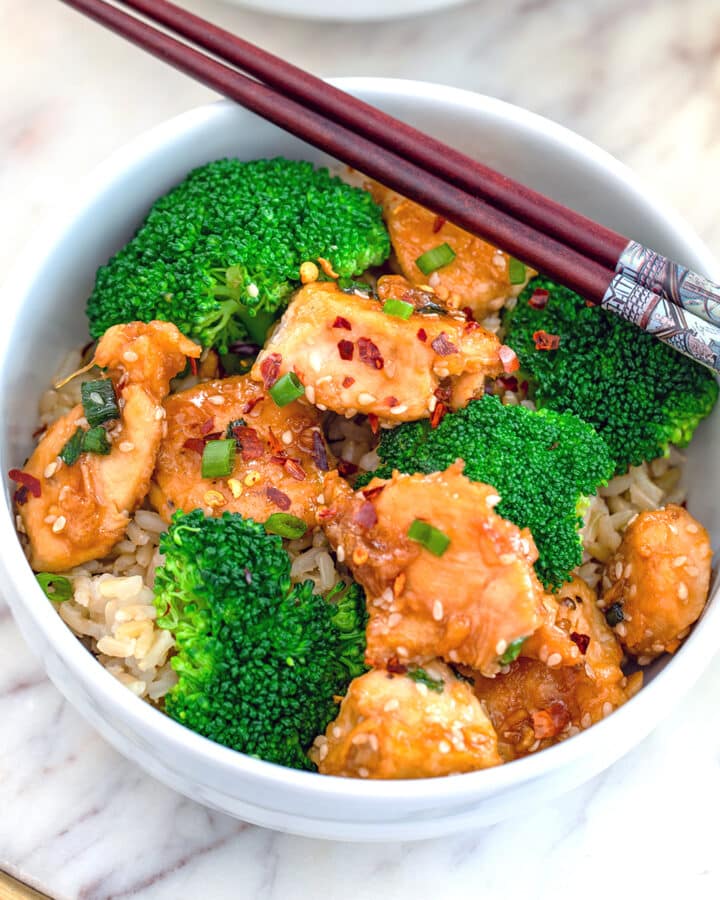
[81,379,119,427]
[508,258,526,284]
[269,372,305,407]
[407,668,444,693]
[264,513,307,540]
[407,519,450,556]
[382,298,414,320]
[81,426,111,455]
[59,428,84,465]
[36,573,72,603]
[201,439,236,479]
[415,242,456,275]
[499,638,525,665]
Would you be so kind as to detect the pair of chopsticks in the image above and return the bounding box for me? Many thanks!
[60,0,720,374]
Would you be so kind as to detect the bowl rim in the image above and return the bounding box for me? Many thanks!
[1,77,718,806]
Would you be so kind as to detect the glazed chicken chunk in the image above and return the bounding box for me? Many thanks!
[310,662,501,778]
[151,374,330,526]
[17,321,200,571]
[251,281,504,424]
[322,461,546,676]
[474,577,642,760]
[601,504,712,659]
[370,181,533,319]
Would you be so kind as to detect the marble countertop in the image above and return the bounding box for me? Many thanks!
[2,0,720,896]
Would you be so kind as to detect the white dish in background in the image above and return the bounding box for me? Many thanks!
[221,0,470,22]
[0,79,718,841]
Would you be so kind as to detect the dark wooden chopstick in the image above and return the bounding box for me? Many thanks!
[58,0,720,373]
[118,0,628,270]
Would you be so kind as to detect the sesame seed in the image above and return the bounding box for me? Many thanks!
[614,560,623,579]
[547,652,562,668]
[44,514,57,524]
[316,493,325,505]
[388,612,402,628]
[629,584,637,597]
[154,407,166,420]
[498,553,516,565]
[309,351,323,373]
[368,734,379,752]
[208,395,224,406]
[581,713,592,729]
[448,650,459,662]
[44,461,58,479]
[123,350,138,362]
[390,405,408,415]
[89,391,103,405]
[396,646,409,658]
[651,642,665,653]
[538,644,549,663]
[59,485,71,501]
[686,565,699,577]
[602,702,613,718]
[336,545,345,562]
[672,556,687,568]
[428,396,438,413]
[686,523,699,534]
[317,404,328,411]
[332,726,342,739]
[357,392,377,406]
[677,582,689,600]
[247,283,259,298]
[637,655,652,666]
[432,599,444,622]
[495,639,507,656]
[615,622,627,637]
[281,430,293,445]
[305,385,316,404]
[318,742,328,761]
[383,698,400,712]
[358,767,370,778]
[623,563,632,578]
[529,739,541,753]
[486,494,501,508]
[119,441,134,453]
[414,681,428,696]
[438,740,451,754]
[52,516,67,533]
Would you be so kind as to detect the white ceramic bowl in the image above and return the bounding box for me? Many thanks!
[221,0,469,22]
[1,79,718,842]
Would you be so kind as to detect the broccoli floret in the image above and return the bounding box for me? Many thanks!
[357,395,613,589]
[154,509,367,770]
[503,276,718,473]
[87,158,390,350]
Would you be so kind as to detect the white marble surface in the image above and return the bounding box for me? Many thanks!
[2,0,720,896]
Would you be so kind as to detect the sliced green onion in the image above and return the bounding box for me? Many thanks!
[407,668,444,693]
[508,258,526,284]
[407,519,450,556]
[382,298,414,320]
[415,242,456,275]
[499,637,525,665]
[269,372,305,407]
[81,379,119,427]
[81,426,111,455]
[59,428,84,466]
[264,513,307,540]
[36,573,72,603]
[201,439,236,479]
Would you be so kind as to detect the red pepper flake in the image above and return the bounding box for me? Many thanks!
[585,300,596,308]
[8,469,41,498]
[183,438,206,455]
[464,320,481,333]
[432,215,446,233]
[204,432,222,442]
[266,486,291,510]
[384,396,399,408]
[386,659,408,675]
[531,702,570,740]
[333,316,352,330]
[528,288,549,310]
[189,357,198,376]
[317,507,337,521]
[259,352,282,389]
[14,486,29,506]
[570,632,591,655]
[267,428,284,455]
[358,337,384,370]
[361,484,385,501]
[284,458,307,482]
[311,430,330,472]
[462,306,476,322]
[533,330,561,351]
[234,426,264,461]
[337,339,354,361]
[199,418,215,435]
[430,401,447,429]
[337,459,359,477]
[32,423,48,440]
[417,328,427,343]
[430,333,459,356]
[241,396,264,416]
[434,384,452,403]
[520,380,529,396]
[497,374,519,393]
[354,500,378,529]
[367,413,379,435]
[498,345,520,373]
[342,376,355,389]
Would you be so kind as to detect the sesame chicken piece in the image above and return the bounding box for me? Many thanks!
[473,576,640,760]
[150,374,330,527]
[250,281,503,423]
[322,462,546,676]
[17,321,200,572]
[601,504,712,660]
[310,662,501,778]
[369,182,535,318]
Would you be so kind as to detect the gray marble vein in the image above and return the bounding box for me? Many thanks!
[2,0,720,896]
